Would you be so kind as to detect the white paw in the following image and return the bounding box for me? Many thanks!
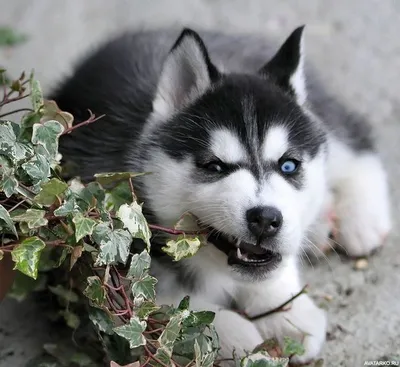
[252,294,327,364]
[334,154,391,257]
[214,309,264,363]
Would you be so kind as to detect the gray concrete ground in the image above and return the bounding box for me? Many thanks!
[1,1,400,366]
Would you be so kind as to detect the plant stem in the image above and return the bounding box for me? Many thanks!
[248,284,309,321]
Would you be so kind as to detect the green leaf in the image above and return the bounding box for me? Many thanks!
[48,285,79,303]
[94,171,148,186]
[31,120,64,158]
[8,271,47,302]
[83,276,106,307]
[72,213,97,242]
[104,181,132,211]
[30,77,43,112]
[34,178,68,206]
[0,204,17,236]
[11,236,46,279]
[241,351,289,367]
[0,27,27,46]
[135,301,160,320]
[127,250,151,279]
[59,310,80,329]
[113,316,147,349]
[152,347,173,367]
[183,311,215,328]
[93,223,132,265]
[178,295,190,310]
[131,274,157,301]
[89,307,114,335]
[0,120,32,163]
[162,235,202,261]
[282,336,305,357]
[117,203,151,250]
[12,208,48,229]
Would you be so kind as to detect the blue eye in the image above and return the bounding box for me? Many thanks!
[280,159,299,174]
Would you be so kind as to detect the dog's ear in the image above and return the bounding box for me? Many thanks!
[152,28,220,118]
[259,26,307,105]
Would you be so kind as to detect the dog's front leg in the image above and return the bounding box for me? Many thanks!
[236,257,327,365]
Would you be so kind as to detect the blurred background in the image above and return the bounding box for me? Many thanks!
[0,0,399,366]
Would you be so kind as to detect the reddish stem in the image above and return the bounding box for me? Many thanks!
[148,224,206,236]
[61,111,104,135]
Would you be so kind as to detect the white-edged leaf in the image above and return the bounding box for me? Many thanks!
[127,250,151,279]
[113,316,147,349]
[11,236,46,279]
[117,203,151,250]
[0,204,17,236]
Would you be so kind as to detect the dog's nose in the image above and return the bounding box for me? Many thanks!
[246,206,283,238]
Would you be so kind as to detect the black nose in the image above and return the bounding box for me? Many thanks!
[246,206,283,238]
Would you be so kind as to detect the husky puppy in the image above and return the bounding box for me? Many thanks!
[53,26,391,364]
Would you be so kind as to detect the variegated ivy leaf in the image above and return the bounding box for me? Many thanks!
[0,155,18,197]
[12,208,48,229]
[11,236,46,279]
[94,171,148,187]
[31,120,64,159]
[282,337,305,357]
[127,250,151,279]
[34,178,68,206]
[93,222,132,266]
[54,196,79,216]
[162,235,202,262]
[83,276,106,308]
[134,301,160,320]
[22,153,51,185]
[89,307,114,335]
[113,316,147,349]
[30,76,43,112]
[241,351,289,367]
[131,274,157,301]
[0,120,33,163]
[72,213,97,242]
[0,203,17,236]
[158,311,187,357]
[117,203,151,250]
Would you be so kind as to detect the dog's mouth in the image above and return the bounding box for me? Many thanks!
[207,229,282,268]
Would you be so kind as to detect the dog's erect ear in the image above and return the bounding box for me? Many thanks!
[152,28,220,118]
[259,26,307,105]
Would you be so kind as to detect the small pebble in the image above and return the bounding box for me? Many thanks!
[353,258,369,270]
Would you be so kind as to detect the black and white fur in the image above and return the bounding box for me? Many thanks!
[52,26,391,364]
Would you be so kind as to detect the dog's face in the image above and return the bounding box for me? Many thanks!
[142,28,328,280]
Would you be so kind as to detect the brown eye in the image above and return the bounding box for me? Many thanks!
[204,161,225,173]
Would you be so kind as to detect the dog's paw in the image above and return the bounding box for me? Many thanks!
[334,154,391,257]
[215,309,264,363]
[306,191,338,257]
[253,294,327,364]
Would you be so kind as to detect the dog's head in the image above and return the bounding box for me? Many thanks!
[141,27,328,280]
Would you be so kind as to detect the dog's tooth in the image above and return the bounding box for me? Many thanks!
[237,247,242,259]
